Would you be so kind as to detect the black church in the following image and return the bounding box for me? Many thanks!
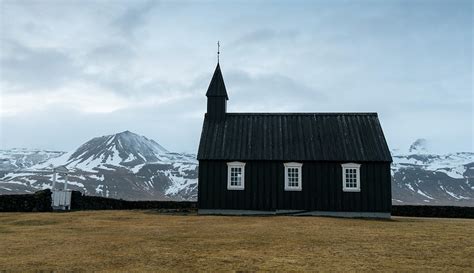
[197,63,392,218]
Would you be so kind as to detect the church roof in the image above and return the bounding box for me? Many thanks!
[197,113,392,162]
[205,63,229,100]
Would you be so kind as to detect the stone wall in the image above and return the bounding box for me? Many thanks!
[0,189,52,212]
[1,190,472,218]
[70,191,197,211]
[391,205,474,218]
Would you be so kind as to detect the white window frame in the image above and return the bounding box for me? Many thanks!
[341,163,361,192]
[284,162,303,191]
[227,161,245,190]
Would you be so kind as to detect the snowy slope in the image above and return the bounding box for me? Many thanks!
[391,139,473,206]
[1,136,473,205]
[36,130,170,171]
[0,148,65,171]
[1,131,197,200]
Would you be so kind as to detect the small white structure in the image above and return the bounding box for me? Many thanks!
[51,165,72,211]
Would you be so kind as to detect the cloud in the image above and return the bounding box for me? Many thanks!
[0,0,472,154]
[0,94,206,153]
[1,81,130,116]
[232,29,299,46]
[112,0,158,37]
[0,41,82,90]
[224,69,325,112]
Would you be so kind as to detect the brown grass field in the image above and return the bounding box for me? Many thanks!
[0,210,473,272]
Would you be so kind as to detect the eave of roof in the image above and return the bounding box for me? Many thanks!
[217,112,379,116]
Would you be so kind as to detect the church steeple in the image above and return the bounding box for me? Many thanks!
[206,63,228,121]
[206,63,229,100]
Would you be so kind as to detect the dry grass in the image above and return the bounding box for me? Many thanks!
[0,211,473,272]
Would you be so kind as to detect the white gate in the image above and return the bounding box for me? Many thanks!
[52,190,72,210]
[50,165,71,211]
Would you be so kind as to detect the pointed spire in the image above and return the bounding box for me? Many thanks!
[206,63,229,100]
[217,41,220,63]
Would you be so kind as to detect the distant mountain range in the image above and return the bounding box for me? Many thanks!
[0,134,472,206]
[0,131,197,200]
[0,148,65,171]
[391,139,473,206]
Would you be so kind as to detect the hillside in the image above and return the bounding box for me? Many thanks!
[0,148,65,171]
[391,139,473,206]
[0,131,197,200]
[0,136,472,206]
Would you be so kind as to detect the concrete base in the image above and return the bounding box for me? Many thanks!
[198,209,276,216]
[198,209,391,219]
[278,210,391,218]
[52,205,70,211]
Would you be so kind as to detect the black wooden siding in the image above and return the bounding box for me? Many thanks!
[207,97,227,121]
[197,113,392,162]
[198,160,392,212]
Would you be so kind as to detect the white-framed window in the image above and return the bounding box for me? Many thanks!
[227,161,245,190]
[284,162,302,191]
[341,163,361,192]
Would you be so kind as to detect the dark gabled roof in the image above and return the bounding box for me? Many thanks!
[205,63,229,100]
[197,113,392,162]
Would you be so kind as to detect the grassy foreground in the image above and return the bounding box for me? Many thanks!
[0,211,473,271]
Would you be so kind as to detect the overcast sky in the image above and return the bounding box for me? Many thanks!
[0,0,472,154]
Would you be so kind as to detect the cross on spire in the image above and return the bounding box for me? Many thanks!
[217,41,220,63]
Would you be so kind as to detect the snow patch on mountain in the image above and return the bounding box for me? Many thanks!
[35,131,170,172]
[392,139,473,206]
[1,131,197,201]
[2,137,472,205]
[0,148,65,171]
[392,152,473,179]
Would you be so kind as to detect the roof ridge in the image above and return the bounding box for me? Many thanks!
[225,112,378,116]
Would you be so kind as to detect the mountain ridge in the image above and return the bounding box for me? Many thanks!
[0,136,472,206]
[0,131,197,200]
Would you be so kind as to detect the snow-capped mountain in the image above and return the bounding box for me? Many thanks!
[0,148,65,171]
[1,136,473,206]
[41,130,170,171]
[392,139,473,206]
[0,131,197,200]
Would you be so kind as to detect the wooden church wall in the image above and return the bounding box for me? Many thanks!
[198,161,391,212]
